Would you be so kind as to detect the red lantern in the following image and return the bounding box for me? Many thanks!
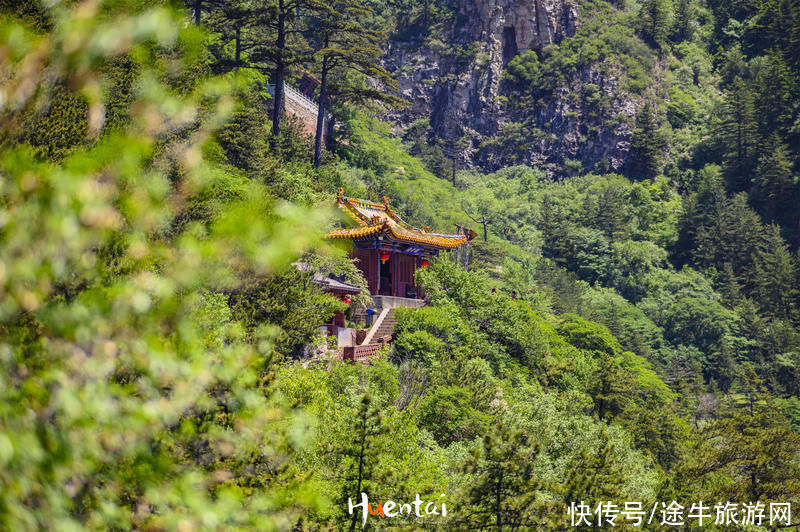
[380,250,391,264]
[342,297,351,305]
[421,259,429,267]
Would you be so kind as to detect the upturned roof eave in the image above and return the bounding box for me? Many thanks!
[328,189,469,250]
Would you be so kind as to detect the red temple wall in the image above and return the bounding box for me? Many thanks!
[352,247,425,298]
[352,248,377,294]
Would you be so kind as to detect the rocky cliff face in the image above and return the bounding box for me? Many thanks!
[384,0,638,177]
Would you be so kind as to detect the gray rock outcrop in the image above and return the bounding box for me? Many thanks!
[383,0,639,177]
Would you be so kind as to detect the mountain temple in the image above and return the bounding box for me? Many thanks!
[327,189,474,299]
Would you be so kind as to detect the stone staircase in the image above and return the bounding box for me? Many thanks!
[344,297,423,362]
[342,308,399,363]
[265,81,329,140]
[368,308,397,344]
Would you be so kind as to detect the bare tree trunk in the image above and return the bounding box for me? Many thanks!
[314,53,329,167]
[234,26,241,69]
[193,0,202,24]
[272,0,287,141]
[795,192,800,249]
[325,113,336,151]
[349,422,367,532]
[455,226,462,265]
[495,472,503,532]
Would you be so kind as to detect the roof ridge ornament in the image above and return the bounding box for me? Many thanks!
[381,195,396,219]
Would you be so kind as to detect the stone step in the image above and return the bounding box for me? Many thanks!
[368,309,397,344]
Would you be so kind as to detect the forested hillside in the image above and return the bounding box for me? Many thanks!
[1,0,799,530]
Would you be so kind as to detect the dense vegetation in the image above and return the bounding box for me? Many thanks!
[1,0,799,530]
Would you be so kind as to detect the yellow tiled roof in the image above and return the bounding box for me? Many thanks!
[326,225,382,240]
[325,189,469,249]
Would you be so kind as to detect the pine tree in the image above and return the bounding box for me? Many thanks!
[640,0,673,48]
[619,396,684,468]
[262,0,331,141]
[595,185,631,241]
[462,186,498,242]
[628,102,667,180]
[664,346,706,419]
[461,421,545,531]
[716,261,745,307]
[324,393,391,531]
[309,3,396,167]
[752,0,800,67]
[589,352,635,421]
[205,0,266,72]
[753,52,796,137]
[674,165,726,267]
[540,194,572,266]
[693,193,764,286]
[562,436,626,510]
[719,78,759,193]
[183,0,218,25]
[786,0,800,71]
[752,134,796,230]
[690,368,800,503]
[672,0,695,42]
[752,224,798,320]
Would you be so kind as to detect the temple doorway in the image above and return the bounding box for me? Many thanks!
[379,256,392,295]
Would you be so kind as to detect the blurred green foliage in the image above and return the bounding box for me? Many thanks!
[0,2,329,528]
[3,0,800,529]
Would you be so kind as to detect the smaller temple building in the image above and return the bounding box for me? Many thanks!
[326,190,474,299]
[294,261,361,346]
